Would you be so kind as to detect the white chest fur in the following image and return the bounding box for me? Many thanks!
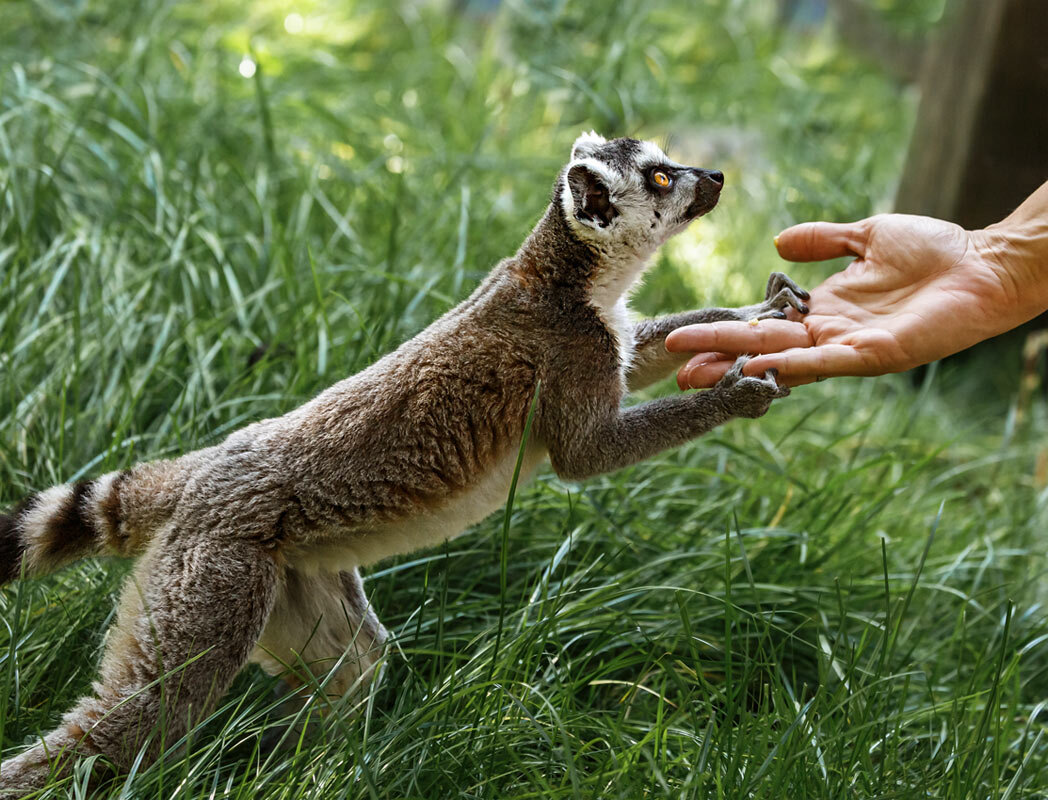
[296,442,548,573]
[597,296,635,375]
[587,250,647,378]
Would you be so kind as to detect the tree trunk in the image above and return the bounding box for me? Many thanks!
[895,0,1048,229]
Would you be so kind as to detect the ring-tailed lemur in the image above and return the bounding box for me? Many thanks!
[0,132,808,792]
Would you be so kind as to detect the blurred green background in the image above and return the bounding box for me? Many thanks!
[4,0,1048,797]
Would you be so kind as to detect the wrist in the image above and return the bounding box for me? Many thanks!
[975,179,1048,302]
[970,217,1048,318]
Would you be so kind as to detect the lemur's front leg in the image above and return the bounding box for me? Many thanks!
[540,352,788,481]
[627,272,809,391]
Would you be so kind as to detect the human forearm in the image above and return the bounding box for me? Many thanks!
[993,179,1048,232]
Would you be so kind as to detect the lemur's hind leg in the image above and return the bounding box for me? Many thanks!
[251,567,387,731]
[0,533,277,794]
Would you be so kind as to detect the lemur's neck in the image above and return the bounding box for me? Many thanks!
[587,245,652,314]
[512,204,652,312]
[513,204,598,289]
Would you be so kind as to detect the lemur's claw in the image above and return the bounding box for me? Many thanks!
[764,370,790,398]
[713,357,788,417]
[755,272,810,320]
[766,271,810,301]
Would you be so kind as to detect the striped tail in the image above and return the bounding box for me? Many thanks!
[0,454,199,585]
[0,472,133,584]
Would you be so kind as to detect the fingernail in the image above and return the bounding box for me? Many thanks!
[773,235,780,249]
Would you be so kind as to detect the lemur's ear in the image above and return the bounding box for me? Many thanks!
[566,163,618,229]
[570,130,607,161]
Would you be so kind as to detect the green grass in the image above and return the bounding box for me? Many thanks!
[2,0,1048,797]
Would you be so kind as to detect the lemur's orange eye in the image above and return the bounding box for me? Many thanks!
[653,170,670,187]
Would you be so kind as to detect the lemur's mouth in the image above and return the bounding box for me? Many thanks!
[683,168,724,220]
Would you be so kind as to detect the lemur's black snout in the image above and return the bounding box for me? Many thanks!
[701,169,724,188]
[683,168,723,220]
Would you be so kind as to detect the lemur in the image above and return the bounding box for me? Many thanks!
[0,132,809,792]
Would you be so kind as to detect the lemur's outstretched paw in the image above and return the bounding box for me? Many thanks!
[713,356,789,418]
[753,272,810,319]
[765,271,810,302]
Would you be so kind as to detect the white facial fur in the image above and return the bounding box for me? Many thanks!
[558,132,724,375]
[560,133,715,254]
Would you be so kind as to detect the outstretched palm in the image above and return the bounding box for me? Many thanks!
[786,214,1024,376]
[667,213,1043,386]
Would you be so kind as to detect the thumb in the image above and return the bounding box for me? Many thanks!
[774,220,870,262]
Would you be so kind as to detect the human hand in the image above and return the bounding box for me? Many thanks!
[665,212,1048,388]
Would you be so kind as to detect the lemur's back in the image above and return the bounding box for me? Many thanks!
[260,265,551,567]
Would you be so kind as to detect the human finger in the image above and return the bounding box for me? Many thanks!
[678,358,823,390]
[780,375,819,388]
[741,344,873,379]
[665,319,812,355]
[677,354,733,389]
[774,220,869,262]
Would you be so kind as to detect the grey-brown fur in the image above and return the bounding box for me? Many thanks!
[0,133,807,793]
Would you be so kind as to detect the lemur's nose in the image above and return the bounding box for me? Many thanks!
[704,170,724,187]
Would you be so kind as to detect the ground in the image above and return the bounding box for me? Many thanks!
[1,0,1047,797]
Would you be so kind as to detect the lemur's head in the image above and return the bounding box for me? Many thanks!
[558,132,723,254]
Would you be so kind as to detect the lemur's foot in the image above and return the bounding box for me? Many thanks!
[713,355,789,418]
[752,271,810,319]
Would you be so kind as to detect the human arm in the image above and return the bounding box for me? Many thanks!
[665,179,1048,388]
